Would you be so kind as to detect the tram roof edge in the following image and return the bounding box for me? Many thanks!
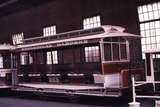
[0,44,15,50]
[16,30,140,49]
[23,25,140,41]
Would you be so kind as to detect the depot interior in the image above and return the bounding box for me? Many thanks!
[0,0,160,84]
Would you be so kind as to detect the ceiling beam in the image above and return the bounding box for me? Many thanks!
[0,0,18,8]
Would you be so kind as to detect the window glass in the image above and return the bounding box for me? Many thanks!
[20,52,28,65]
[138,2,160,58]
[141,38,146,45]
[120,44,127,60]
[52,51,58,64]
[85,46,99,62]
[47,52,52,64]
[12,33,24,45]
[104,43,112,61]
[103,37,128,62]
[0,54,3,68]
[43,25,56,36]
[112,44,120,61]
[142,5,147,12]
[148,5,152,11]
[47,51,58,64]
[83,15,101,29]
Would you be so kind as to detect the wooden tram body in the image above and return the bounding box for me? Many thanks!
[12,25,144,97]
[0,44,15,89]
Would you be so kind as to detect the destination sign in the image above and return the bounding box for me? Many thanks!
[57,40,88,47]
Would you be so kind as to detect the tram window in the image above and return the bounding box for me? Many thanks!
[112,44,120,61]
[52,51,58,64]
[29,53,33,64]
[0,55,3,68]
[104,44,112,61]
[20,52,28,65]
[120,44,127,60]
[104,38,111,42]
[47,52,52,64]
[112,38,119,42]
[103,37,128,62]
[85,46,100,62]
[47,51,58,64]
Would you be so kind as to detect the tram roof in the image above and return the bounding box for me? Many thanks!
[0,44,15,50]
[17,25,140,50]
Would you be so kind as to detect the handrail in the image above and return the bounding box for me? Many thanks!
[132,76,160,100]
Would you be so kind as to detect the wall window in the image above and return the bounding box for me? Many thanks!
[12,33,24,45]
[140,21,160,52]
[83,16,101,29]
[0,54,3,68]
[47,51,58,64]
[103,37,128,62]
[138,2,160,22]
[85,46,99,62]
[138,2,160,59]
[43,25,56,36]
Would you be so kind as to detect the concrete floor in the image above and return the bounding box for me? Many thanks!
[0,96,155,107]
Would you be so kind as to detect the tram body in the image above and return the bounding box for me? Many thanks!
[0,44,15,88]
[13,25,144,97]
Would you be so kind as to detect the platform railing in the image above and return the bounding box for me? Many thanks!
[129,76,160,107]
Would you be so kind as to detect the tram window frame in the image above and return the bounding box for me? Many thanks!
[20,52,28,65]
[103,37,129,62]
[52,51,58,64]
[47,50,58,64]
[85,46,100,63]
[29,53,33,64]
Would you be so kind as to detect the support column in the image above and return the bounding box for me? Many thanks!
[100,39,104,75]
[12,53,18,86]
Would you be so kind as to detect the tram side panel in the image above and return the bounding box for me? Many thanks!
[17,44,102,84]
[0,52,13,85]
